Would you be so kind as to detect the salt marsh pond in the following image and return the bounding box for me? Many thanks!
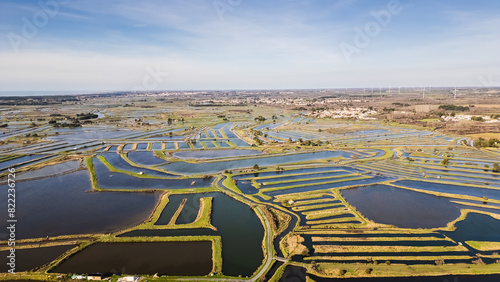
[2,103,500,281]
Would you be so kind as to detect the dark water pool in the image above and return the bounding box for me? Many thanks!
[442,212,500,243]
[0,245,75,272]
[0,171,160,239]
[394,180,500,201]
[119,192,264,277]
[341,185,462,228]
[154,194,205,225]
[234,179,259,194]
[51,242,212,276]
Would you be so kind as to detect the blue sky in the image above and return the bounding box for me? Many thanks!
[1,0,499,91]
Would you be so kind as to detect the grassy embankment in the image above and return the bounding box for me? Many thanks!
[121,152,184,176]
[132,193,217,231]
[313,245,468,253]
[0,154,23,163]
[261,206,292,238]
[85,156,101,191]
[97,155,177,179]
[466,241,500,251]
[261,172,354,186]
[308,262,500,279]
[259,175,369,194]
[38,235,223,277]
[85,156,216,193]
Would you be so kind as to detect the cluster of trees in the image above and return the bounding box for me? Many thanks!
[253,136,263,145]
[254,115,266,122]
[0,96,78,105]
[47,112,98,128]
[474,138,499,148]
[167,117,184,125]
[252,129,264,136]
[50,120,82,128]
[25,133,41,138]
[392,102,410,107]
[76,112,98,120]
[297,138,323,146]
[484,164,500,172]
[438,104,470,111]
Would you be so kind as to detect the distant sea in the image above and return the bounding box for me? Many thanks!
[0,90,101,97]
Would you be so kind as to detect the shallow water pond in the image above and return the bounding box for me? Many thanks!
[17,160,81,180]
[101,153,174,177]
[0,245,75,272]
[127,151,167,166]
[93,158,212,190]
[394,180,500,201]
[341,185,462,228]
[0,170,160,239]
[442,212,500,243]
[173,149,261,160]
[161,151,352,175]
[120,192,264,277]
[51,242,212,276]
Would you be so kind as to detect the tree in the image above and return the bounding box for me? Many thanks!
[253,164,260,170]
[167,117,173,125]
[440,158,450,166]
[254,115,266,122]
[493,163,500,173]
